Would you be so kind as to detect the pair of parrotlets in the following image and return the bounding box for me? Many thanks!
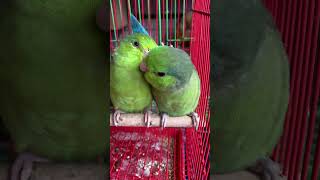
[110,14,201,129]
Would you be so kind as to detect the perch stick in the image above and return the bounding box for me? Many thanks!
[109,113,194,127]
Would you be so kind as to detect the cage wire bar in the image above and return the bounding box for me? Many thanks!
[110,0,194,51]
[262,0,320,180]
[109,0,210,179]
[186,0,210,179]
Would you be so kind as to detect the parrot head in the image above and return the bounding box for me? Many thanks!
[112,33,157,69]
[140,46,195,91]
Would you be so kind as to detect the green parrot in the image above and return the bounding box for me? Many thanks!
[211,0,290,179]
[0,1,108,180]
[110,14,157,126]
[110,33,157,126]
[140,46,200,129]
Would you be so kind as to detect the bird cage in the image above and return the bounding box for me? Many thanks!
[263,0,320,180]
[109,0,210,179]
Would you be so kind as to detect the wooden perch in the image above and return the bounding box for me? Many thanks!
[109,113,194,128]
[0,163,107,180]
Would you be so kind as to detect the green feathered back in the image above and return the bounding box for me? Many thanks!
[0,0,108,161]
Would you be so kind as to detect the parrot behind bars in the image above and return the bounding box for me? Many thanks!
[211,0,290,179]
[110,33,157,126]
[0,1,108,180]
[110,14,158,126]
[140,46,200,129]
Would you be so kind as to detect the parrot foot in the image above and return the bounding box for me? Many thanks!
[113,110,124,126]
[188,112,200,130]
[143,109,152,127]
[247,157,284,180]
[160,113,169,129]
[11,152,49,180]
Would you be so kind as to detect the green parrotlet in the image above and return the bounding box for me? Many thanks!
[211,0,290,179]
[140,46,200,129]
[0,1,108,180]
[110,33,157,126]
[110,14,158,126]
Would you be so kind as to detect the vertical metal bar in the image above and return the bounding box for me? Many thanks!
[174,0,177,47]
[169,0,173,44]
[182,0,186,48]
[166,0,169,45]
[127,0,132,33]
[162,0,166,45]
[177,0,181,47]
[302,66,320,180]
[141,0,145,26]
[279,0,287,39]
[110,0,118,46]
[288,1,311,179]
[283,0,302,175]
[134,0,138,17]
[147,0,152,36]
[155,0,159,43]
[293,1,319,179]
[137,0,142,22]
[158,0,162,44]
[118,0,125,37]
[301,2,320,178]
[279,0,295,167]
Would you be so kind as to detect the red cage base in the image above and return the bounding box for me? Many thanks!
[110,127,186,179]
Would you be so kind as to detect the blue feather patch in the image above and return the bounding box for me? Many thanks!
[130,14,149,35]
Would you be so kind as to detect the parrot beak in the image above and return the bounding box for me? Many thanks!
[140,61,148,72]
[140,49,150,72]
[143,49,150,58]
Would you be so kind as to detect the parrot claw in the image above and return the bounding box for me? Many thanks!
[247,157,283,180]
[169,44,174,47]
[11,152,49,180]
[161,42,165,46]
[160,113,169,129]
[189,112,200,130]
[113,110,123,126]
[143,110,152,127]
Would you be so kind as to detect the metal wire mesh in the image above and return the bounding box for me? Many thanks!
[185,0,210,179]
[110,0,193,52]
[109,0,210,179]
[263,0,320,180]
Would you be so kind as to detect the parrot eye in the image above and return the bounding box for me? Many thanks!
[133,41,140,47]
[157,72,166,77]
